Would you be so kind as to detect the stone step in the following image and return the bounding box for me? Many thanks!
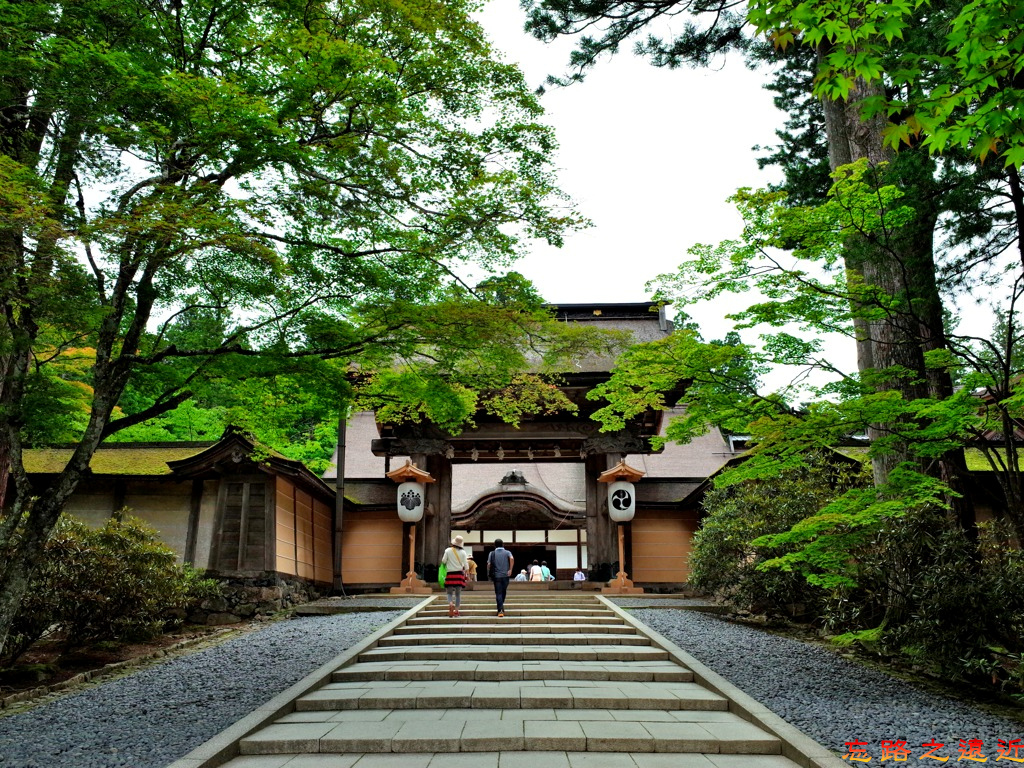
[407,615,624,626]
[377,633,649,648]
[332,660,694,683]
[454,598,598,606]
[359,644,670,663]
[450,598,598,606]
[446,595,598,601]
[225,752,801,768]
[239,708,777,755]
[430,598,598,606]
[293,680,727,712]
[419,608,613,617]
[394,623,638,635]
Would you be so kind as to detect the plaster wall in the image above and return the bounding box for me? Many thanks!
[124,481,192,558]
[192,480,219,570]
[63,491,116,524]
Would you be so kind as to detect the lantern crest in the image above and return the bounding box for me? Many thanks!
[597,460,644,523]
[396,481,426,522]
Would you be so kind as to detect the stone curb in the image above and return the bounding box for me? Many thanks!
[164,594,436,768]
[0,629,236,710]
[599,596,847,768]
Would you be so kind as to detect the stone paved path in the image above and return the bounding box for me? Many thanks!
[175,593,840,768]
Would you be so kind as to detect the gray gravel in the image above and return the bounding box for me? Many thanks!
[4,600,1020,767]
[629,607,1024,755]
[302,596,425,609]
[609,598,719,609]
[0,610,404,768]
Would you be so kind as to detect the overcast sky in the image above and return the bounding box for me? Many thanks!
[473,2,995,390]
[475,0,787,322]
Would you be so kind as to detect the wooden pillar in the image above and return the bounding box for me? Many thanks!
[183,478,203,566]
[411,453,428,573]
[421,453,453,569]
[332,414,347,590]
[584,454,616,579]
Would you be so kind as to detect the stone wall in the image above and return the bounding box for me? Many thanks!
[186,573,327,625]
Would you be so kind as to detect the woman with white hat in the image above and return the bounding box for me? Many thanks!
[441,535,469,617]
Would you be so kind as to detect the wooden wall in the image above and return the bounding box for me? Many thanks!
[213,477,269,572]
[340,509,404,585]
[630,508,697,583]
[275,477,332,584]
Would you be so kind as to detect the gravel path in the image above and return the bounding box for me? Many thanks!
[0,610,404,768]
[608,597,720,609]
[629,607,1024,757]
[5,599,1020,767]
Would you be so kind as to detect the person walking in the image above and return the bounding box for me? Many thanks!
[487,538,514,617]
[528,560,543,582]
[441,535,469,617]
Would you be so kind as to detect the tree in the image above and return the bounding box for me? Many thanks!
[0,0,593,657]
[690,450,867,615]
[522,0,1024,527]
[527,0,1024,668]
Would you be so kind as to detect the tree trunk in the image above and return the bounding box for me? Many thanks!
[816,62,979,624]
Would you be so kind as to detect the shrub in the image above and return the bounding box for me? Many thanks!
[875,517,1024,689]
[690,450,1024,694]
[2,512,219,666]
[689,451,867,616]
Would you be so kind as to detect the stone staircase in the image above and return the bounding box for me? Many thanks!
[202,593,824,767]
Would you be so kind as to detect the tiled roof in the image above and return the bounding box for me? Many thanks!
[23,444,212,476]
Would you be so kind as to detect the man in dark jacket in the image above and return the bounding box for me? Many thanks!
[486,539,514,617]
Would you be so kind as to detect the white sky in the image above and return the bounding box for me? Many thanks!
[475,3,998,392]
[476,0,786,326]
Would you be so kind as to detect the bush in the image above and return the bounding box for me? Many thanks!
[873,517,1024,690]
[3,513,221,666]
[691,451,1024,695]
[689,451,867,617]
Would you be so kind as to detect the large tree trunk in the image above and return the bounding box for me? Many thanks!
[817,63,978,624]
[818,66,974,525]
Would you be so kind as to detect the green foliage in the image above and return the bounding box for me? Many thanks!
[522,0,752,83]
[586,155,1024,688]
[843,516,1024,689]
[588,327,772,445]
[690,451,867,614]
[2,514,216,665]
[2,0,591,456]
[522,0,1024,695]
[0,0,608,663]
[752,464,957,589]
[746,0,1024,166]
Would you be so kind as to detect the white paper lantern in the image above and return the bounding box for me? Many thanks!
[397,481,426,522]
[607,480,636,522]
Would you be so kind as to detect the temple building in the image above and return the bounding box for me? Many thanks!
[15,302,744,595]
[326,302,737,591]
[11,302,1016,603]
